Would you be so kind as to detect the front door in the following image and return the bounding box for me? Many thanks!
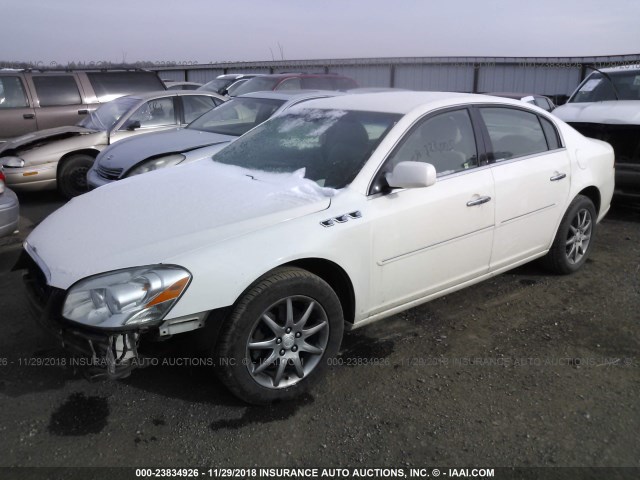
[368,108,495,317]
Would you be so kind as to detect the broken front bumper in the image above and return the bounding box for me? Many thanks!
[22,252,145,379]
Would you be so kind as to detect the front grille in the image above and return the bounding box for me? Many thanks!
[569,122,640,165]
[96,164,123,180]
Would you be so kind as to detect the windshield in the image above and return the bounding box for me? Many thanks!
[570,70,640,102]
[187,97,285,136]
[213,108,401,189]
[231,77,281,96]
[78,96,140,130]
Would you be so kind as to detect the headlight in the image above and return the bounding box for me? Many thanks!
[63,265,191,328]
[125,154,186,177]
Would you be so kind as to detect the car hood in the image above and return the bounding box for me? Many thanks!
[97,128,235,170]
[26,160,334,289]
[553,101,640,125]
[0,126,97,154]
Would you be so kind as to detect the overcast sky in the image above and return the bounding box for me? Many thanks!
[1,0,639,65]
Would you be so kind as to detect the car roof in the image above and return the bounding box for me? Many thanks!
[260,73,350,79]
[292,91,500,114]
[234,90,344,102]
[121,90,225,101]
[487,92,545,99]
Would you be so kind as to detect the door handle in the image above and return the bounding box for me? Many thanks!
[467,196,492,207]
[23,113,35,119]
[78,109,89,115]
[550,173,566,181]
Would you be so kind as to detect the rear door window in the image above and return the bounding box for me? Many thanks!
[479,107,549,160]
[32,75,82,106]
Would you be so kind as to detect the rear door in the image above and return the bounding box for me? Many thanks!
[29,74,89,129]
[0,74,37,140]
[478,106,570,270]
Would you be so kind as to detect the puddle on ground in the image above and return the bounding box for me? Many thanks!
[338,333,395,365]
[210,393,314,430]
[48,392,109,436]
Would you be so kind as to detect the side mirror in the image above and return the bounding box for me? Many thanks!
[386,161,437,189]
[125,120,141,131]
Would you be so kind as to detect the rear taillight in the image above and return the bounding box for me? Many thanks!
[0,169,5,184]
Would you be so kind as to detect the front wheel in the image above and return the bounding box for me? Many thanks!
[542,195,597,275]
[215,267,344,404]
[58,154,94,199]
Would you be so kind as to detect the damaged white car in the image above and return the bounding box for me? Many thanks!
[553,65,640,199]
[21,92,614,404]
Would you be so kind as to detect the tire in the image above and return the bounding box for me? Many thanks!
[57,154,95,199]
[542,195,597,275]
[215,267,344,404]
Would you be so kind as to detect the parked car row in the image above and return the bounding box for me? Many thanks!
[0,69,166,141]
[87,90,343,188]
[18,90,614,405]
[0,90,226,198]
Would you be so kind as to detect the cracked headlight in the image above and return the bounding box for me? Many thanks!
[63,265,191,328]
[125,154,186,178]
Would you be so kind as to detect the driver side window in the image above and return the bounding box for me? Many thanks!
[127,97,176,128]
[387,109,478,177]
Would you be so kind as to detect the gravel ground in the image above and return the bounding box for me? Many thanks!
[0,194,638,473]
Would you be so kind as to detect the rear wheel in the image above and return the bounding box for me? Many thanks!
[542,195,596,274]
[58,154,94,199]
[216,267,344,404]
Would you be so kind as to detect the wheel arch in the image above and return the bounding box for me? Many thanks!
[56,149,100,177]
[576,185,601,215]
[203,257,357,351]
[284,258,356,327]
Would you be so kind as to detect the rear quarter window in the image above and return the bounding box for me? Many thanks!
[32,75,82,106]
[87,72,165,101]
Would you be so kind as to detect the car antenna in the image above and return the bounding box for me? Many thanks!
[585,65,620,100]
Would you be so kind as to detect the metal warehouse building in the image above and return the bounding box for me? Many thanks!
[155,53,640,102]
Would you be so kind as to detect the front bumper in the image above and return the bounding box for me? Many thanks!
[2,162,57,191]
[86,167,114,190]
[0,188,19,237]
[615,164,640,199]
[21,251,144,379]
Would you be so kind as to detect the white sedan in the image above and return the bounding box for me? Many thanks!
[22,92,614,404]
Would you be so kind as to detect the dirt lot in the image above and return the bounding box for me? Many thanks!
[0,194,638,474]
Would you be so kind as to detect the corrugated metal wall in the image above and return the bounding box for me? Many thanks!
[155,54,640,96]
[395,65,475,92]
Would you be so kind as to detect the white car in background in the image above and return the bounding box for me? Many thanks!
[553,65,640,199]
[22,92,614,404]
